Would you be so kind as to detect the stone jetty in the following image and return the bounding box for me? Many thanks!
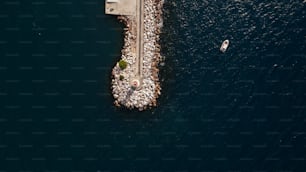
[106,0,164,111]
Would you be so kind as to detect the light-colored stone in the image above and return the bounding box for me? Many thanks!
[109,0,164,110]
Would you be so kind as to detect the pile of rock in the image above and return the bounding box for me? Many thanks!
[111,0,163,111]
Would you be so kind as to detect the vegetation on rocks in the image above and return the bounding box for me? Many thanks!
[119,75,124,80]
[119,60,127,70]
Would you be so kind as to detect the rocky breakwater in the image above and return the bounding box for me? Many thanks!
[111,0,163,111]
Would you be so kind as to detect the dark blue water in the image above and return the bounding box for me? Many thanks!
[0,0,306,171]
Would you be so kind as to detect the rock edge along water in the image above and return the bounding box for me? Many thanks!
[107,0,163,111]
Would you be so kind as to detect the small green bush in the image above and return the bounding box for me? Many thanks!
[118,60,127,70]
[119,75,124,81]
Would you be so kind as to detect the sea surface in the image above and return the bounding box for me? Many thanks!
[0,0,306,171]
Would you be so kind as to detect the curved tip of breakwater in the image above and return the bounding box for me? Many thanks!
[108,0,164,111]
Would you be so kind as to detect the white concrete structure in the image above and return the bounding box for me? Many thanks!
[106,0,119,2]
[105,0,136,16]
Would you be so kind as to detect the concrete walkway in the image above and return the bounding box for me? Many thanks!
[136,0,144,77]
[105,0,136,16]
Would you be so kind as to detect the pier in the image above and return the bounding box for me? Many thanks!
[106,0,163,110]
[106,0,143,88]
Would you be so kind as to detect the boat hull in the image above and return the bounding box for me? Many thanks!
[220,40,229,52]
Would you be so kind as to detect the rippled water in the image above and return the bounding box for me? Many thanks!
[161,0,306,112]
[0,0,305,171]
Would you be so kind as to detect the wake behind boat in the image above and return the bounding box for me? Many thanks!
[220,39,229,53]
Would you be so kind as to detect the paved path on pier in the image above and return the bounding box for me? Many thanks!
[135,0,144,78]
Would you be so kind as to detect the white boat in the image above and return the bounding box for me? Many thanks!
[220,39,229,53]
